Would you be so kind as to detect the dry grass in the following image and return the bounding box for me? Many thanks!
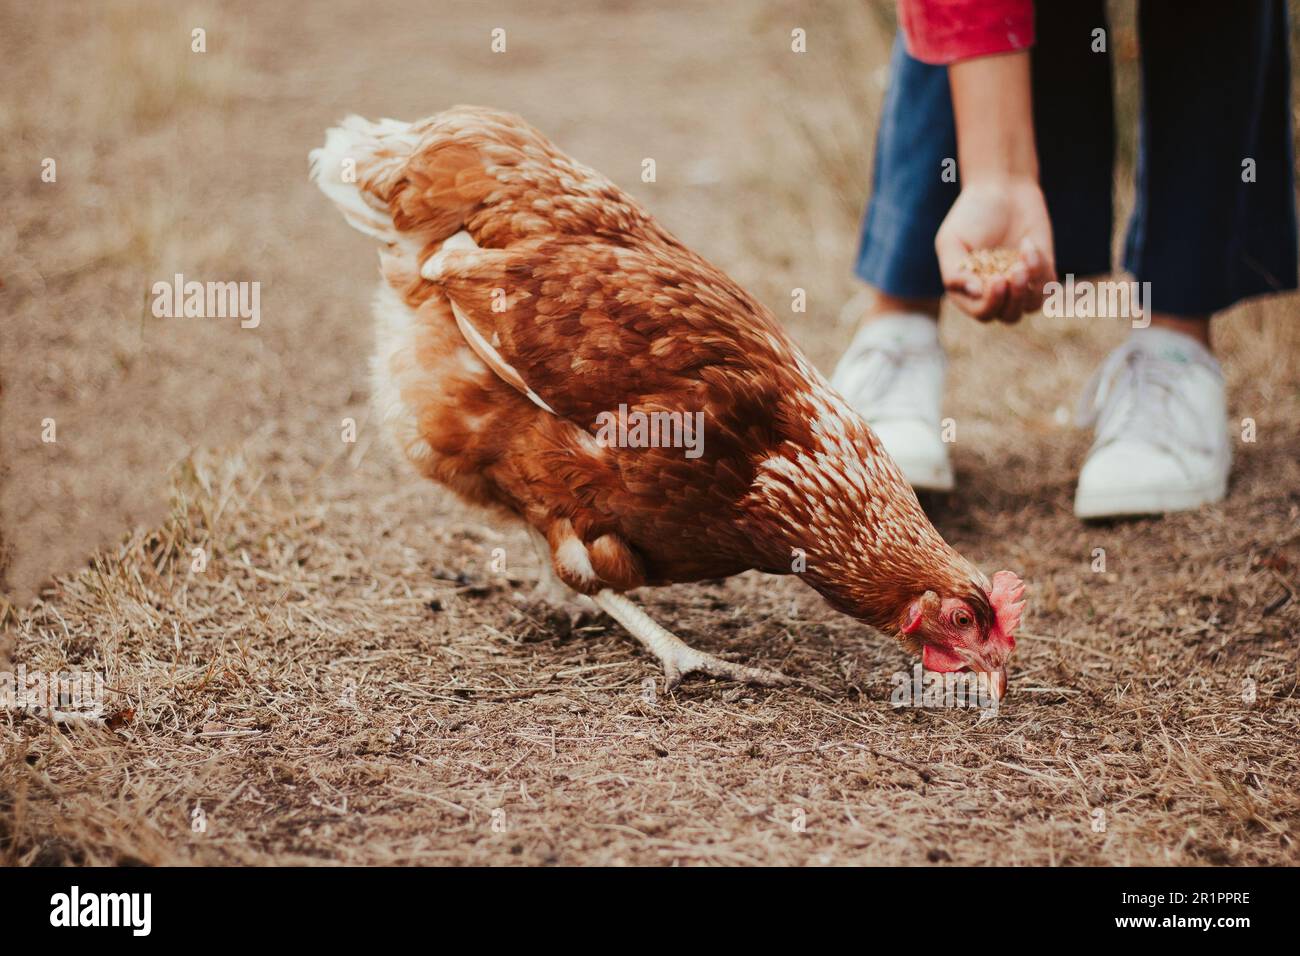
[2,0,1298,866]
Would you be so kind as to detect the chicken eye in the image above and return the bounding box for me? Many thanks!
[951,609,973,629]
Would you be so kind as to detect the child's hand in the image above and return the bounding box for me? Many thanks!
[935,175,1056,323]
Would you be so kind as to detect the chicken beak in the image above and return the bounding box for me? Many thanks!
[988,665,1008,702]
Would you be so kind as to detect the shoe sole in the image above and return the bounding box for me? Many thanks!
[1073,476,1227,519]
[893,456,955,493]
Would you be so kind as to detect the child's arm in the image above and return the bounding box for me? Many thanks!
[950,51,1037,187]
[895,1,1053,322]
[936,51,1056,322]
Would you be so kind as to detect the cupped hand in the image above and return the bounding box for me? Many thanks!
[935,176,1056,323]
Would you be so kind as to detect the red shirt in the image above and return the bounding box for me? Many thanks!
[897,0,1035,64]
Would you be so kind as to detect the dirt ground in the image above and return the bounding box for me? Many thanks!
[2,0,1298,866]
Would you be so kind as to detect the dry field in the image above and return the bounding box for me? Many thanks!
[1,0,1298,866]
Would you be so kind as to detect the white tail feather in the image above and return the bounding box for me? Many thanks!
[309,115,415,241]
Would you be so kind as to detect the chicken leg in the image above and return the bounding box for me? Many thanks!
[593,590,791,691]
[526,526,785,689]
[525,526,597,613]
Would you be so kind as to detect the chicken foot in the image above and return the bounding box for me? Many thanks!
[593,590,791,691]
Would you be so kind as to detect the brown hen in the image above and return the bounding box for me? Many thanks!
[311,107,1024,693]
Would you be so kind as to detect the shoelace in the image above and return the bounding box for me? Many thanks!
[1074,341,1220,458]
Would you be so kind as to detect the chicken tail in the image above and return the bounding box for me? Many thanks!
[309,115,420,243]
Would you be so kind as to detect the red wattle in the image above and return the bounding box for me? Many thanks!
[922,644,967,673]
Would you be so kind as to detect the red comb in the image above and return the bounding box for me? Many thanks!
[989,570,1026,644]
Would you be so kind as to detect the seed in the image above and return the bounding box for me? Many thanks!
[959,247,1021,278]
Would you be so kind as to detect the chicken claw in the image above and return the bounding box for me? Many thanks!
[593,590,791,691]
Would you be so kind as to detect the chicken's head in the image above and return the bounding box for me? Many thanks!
[898,570,1025,700]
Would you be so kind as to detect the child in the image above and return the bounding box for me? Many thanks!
[831,0,1297,517]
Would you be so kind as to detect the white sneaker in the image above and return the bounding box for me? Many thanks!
[1074,327,1231,519]
[831,312,954,491]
